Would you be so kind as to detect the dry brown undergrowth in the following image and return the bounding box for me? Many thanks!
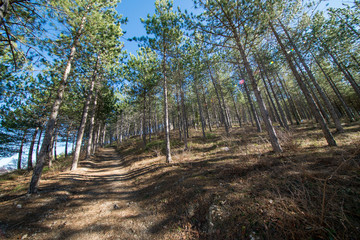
[0,122,359,240]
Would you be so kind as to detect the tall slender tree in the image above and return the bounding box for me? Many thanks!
[141,0,183,163]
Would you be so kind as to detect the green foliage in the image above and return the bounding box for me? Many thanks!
[126,47,160,102]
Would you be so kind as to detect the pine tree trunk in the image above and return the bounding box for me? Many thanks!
[265,94,276,123]
[231,94,242,127]
[36,127,43,160]
[211,102,220,128]
[219,81,231,130]
[71,57,98,170]
[278,21,343,132]
[265,72,289,130]
[116,116,120,144]
[176,88,182,141]
[142,93,147,147]
[258,64,284,127]
[27,127,38,171]
[180,82,188,149]
[154,109,158,133]
[48,128,56,168]
[295,59,331,124]
[217,7,281,151]
[54,131,58,162]
[162,45,172,163]
[208,64,229,135]
[86,91,98,158]
[191,103,196,131]
[236,40,282,152]
[247,104,254,127]
[243,82,262,132]
[201,85,212,132]
[101,124,106,147]
[194,79,206,138]
[148,96,152,142]
[242,105,247,125]
[72,131,76,153]
[351,55,360,69]
[93,124,100,154]
[276,72,301,125]
[120,111,123,142]
[225,103,232,128]
[322,43,360,98]
[271,73,294,125]
[312,54,356,122]
[18,129,27,170]
[270,22,336,147]
[65,124,72,158]
[29,15,87,194]
[0,0,9,27]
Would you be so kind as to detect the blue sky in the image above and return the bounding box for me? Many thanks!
[117,0,348,55]
[117,0,197,55]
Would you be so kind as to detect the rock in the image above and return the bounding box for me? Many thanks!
[16,204,22,209]
[186,203,199,218]
[249,231,260,240]
[207,204,229,234]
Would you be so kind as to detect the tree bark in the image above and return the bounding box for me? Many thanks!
[294,58,331,124]
[322,43,360,99]
[18,129,27,170]
[276,72,301,125]
[27,127,38,171]
[312,54,356,122]
[120,111,123,142]
[194,78,206,138]
[142,93,147,147]
[270,22,336,146]
[208,64,229,135]
[47,127,56,169]
[265,72,289,130]
[72,130,76,153]
[0,0,9,26]
[243,82,262,132]
[231,93,242,127]
[278,20,343,132]
[86,90,98,158]
[54,130,58,162]
[272,73,294,125]
[148,96,152,142]
[258,63,284,128]
[162,39,172,163]
[65,124,72,158]
[71,57,99,170]
[29,14,87,194]
[201,85,212,132]
[176,88,182,140]
[236,41,282,152]
[265,93,277,123]
[101,123,106,147]
[36,127,43,160]
[247,104,254,127]
[180,80,188,149]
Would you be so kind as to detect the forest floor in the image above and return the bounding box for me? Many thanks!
[0,122,360,239]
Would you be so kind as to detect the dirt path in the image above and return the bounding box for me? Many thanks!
[0,148,160,240]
